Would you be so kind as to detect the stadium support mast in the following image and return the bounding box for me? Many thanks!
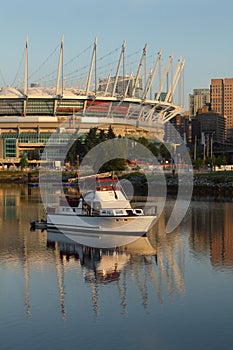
[131,44,147,98]
[55,35,64,97]
[24,35,29,116]
[86,37,98,96]
[54,36,64,115]
[124,73,133,98]
[142,48,162,101]
[111,40,126,97]
[104,73,111,95]
[165,58,185,104]
[82,37,98,114]
[155,54,173,101]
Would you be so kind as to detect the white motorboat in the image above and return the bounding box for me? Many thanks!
[46,174,157,247]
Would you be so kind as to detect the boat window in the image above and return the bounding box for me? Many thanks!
[135,209,143,214]
[115,209,124,215]
[126,209,133,215]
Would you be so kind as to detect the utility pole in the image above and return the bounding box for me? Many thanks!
[203,136,206,160]
[194,135,197,161]
[210,134,213,159]
[210,133,215,171]
[207,134,209,158]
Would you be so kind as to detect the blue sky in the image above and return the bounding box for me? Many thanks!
[0,0,233,108]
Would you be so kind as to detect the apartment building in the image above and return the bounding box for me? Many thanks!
[189,88,210,118]
[211,78,233,139]
[191,105,226,144]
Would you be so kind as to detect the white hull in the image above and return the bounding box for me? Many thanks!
[47,213,156,248]
[46,175,157,248]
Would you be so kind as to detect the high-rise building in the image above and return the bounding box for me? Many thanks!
[164,113,191,144]
[191,105,226,145]
[211,78,233,139]
[189,88,210,118]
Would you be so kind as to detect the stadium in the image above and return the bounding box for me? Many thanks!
[0,37,185,166]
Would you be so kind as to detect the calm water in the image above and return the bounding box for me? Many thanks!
[0,184,233,350]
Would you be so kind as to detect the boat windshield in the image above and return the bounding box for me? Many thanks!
[79,173,123,193]
[96,178,119,191]
[79,173,121,192]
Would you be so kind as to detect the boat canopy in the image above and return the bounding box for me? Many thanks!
[84,189,131,209]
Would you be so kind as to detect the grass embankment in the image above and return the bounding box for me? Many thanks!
[0,170,39,183]
[0,170,78,183]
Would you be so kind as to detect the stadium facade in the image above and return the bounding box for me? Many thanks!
[0,37,185,166]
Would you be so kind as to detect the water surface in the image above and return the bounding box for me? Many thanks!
[0,184,232,350]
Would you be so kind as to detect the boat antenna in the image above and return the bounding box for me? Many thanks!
[112,185,118,199]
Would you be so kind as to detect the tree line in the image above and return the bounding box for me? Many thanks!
[66,126,171,172]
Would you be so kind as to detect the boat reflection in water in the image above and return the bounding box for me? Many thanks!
[46,229,158,316]
[47,229,157,283]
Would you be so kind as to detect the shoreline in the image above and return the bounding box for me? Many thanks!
[166,172,233,201]
[0,170,233,202]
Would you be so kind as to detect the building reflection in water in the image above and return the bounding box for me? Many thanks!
[0,184,46,319]
[189,201,233,269]
[148,206,185,299]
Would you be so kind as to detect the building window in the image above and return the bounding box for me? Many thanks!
[4,138,17,158]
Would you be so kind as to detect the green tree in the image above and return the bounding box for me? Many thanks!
[84,127,99,152]
[107,125,115,139]
[193,157,203,171]
[67,138,85,166]
[99,158,127,173]
[222,154,227,165]
[215,156,223,168]
[204,156,212,166]
[148,142,159,157]
[137,137,149,147]
[212,154,216,169]
[19,155,29,170]
[27,150,40,160]
[159,143,171,162]
[98,129,107,142]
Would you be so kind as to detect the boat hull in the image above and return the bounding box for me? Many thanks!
[47,213,156,248]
